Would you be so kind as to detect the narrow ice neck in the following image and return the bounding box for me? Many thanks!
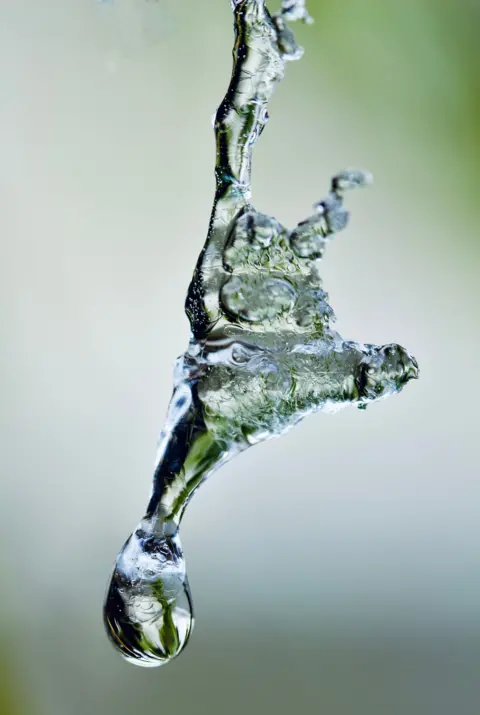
[143,382,233,533]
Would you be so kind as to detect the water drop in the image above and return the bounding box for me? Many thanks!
[104,529,193,667]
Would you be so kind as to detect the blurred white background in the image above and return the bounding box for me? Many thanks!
[1,1,479,714]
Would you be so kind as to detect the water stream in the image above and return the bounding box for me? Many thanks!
[103,0,418,667]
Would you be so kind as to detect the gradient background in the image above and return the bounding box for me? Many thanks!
[1,1,479,713]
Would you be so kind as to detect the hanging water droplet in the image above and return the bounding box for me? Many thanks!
[104,528,193,667]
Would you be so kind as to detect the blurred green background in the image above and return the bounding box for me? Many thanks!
[1,1,479,713]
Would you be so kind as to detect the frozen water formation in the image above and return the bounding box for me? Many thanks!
[104,0,419,667]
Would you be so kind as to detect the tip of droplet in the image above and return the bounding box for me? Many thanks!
[281,1,314,24]
[332,169,373,192]
[407,355,420,380]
